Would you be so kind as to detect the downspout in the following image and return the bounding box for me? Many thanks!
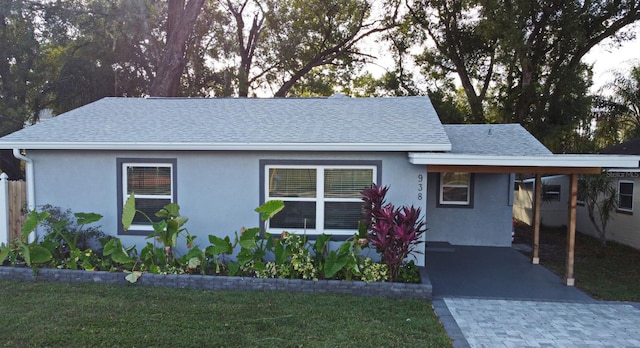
[12,148,36,242]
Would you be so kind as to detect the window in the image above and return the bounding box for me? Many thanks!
[543,184,561,201]
[618,180,634,212]
[117,158,177,234]
[438,172,473,206]
[264,163,377,235]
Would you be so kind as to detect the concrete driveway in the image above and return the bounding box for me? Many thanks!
[426,244,640,347]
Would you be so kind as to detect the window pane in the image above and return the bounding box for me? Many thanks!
[324,169,373,198]
[324,202,363,229]
[620,182,633,195]
[442,187,468,202]
[269,201,316,229]
[442,172,469,186]
[620,195,633,209]
[619,182,634,210]
[543,185,561,201]
[132,198,171,224]
[127,166,171,195]
[269,169,316,198]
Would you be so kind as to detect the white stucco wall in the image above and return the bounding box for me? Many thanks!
[514,174,640,250]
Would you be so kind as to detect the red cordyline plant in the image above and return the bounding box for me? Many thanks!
[361,184,427,281]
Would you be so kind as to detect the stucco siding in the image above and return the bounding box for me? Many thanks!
[515,175,640,250]
[426,172,513,246]
[27,150,427,264]
[576,178,640,249]
[514,176,571,227]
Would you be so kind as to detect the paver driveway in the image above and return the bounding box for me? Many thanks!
[443,298,640,348]
[426,245,640,347]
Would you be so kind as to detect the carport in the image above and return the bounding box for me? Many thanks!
[410,152,640,286]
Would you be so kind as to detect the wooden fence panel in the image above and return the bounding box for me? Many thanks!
[8,180,26,242]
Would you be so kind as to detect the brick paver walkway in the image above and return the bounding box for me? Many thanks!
[443,297,640,348]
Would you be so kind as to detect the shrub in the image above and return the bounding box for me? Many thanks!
[361,183,427,282]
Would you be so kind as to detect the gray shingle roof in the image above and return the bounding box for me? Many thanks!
[0,97,451,151]
[444,124,552,156]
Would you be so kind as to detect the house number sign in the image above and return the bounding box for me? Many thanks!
[417,174,424,200]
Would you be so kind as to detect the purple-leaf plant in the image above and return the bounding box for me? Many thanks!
[361,184,427,281]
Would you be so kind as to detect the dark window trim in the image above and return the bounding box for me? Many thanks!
[116,158,178,235]
[259,159,382,241]
[435,172,475,209]
[543,184,562,202]
[617,180,634,214]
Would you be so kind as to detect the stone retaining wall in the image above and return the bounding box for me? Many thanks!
[0,266,432,300]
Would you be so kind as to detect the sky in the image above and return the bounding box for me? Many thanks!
[583,33,640,93]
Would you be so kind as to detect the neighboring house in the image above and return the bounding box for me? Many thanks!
[1,96,638,270]
[514,175,570,227]
[514,138,640,250]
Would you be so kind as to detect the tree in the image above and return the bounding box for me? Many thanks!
[222,0,265,97]
[406,0,640,152]
[40,0,164,112]
[408,0,495,123]
[261,0,389,97]
[578,173,617,246]
[150,0,206,96]
[0,0,41,134]
[592,64,640,146]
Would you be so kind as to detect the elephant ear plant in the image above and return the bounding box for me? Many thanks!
[122,194,190,264]
[0,210,53,271]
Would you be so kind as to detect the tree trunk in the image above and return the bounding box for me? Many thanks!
[150,0,206,97]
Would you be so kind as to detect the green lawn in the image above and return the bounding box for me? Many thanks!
[514,221,640,302]
[0,280,451,347]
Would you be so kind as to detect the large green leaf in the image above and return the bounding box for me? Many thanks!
[21,210,50,241]
[207,235,233,255]
[111,248,134,264]
[227,262,240,276]
[324,250,348,279]
[236,249,254,266]
[253,260,265,271]
[122,194,137,231]
[156,203,180,218]
[29,245,53,264]
[313,234,331,256]
[125,271,142,283]
[166,219,180,246]
[152,221,166,235]
[74,212,103,226]
[104,239,135,265]
[255,200,284,221]
[20,243,30,265]
[0,243,10,264]
[238,228,260,249]
[273,240,290,265]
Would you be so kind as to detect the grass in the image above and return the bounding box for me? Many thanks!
[514,221,640,302]
[0,281,451,348]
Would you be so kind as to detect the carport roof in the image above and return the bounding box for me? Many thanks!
[410,124,640,174]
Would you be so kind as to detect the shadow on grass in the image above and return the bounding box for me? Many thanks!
[513,220,640,302]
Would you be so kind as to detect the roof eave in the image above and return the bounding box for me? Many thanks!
[408,153,640,168]
[0,142,452,152]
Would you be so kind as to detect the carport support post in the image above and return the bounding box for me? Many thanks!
[565,173,577,286]
[532,174,542,264]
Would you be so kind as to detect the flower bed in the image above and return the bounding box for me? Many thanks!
[1,187,433,299]
[0,266,432,300]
